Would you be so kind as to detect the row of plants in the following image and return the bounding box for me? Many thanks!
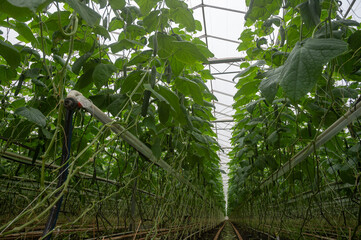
[0,0,225,238]
[228,0,361,238]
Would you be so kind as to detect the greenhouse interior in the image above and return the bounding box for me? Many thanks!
[0,0,361,239]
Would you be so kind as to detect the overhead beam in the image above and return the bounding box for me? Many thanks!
[200,0,209,48]
[212,71,242,76]
[215,101,233,108]
[211,119,234,123]
[213,77,235,84]
[192,4,247,14]
[218,138,232,144]
[199,34,241,44]
[208,57,245,64]
[215,111,233,118]
[344,0,357,18]
[213,89,234,97]
[217,132,231,139]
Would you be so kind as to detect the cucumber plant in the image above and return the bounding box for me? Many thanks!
[228,0,361,238]
[0,0,225,238]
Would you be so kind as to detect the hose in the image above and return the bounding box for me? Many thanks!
[42,97,78,239]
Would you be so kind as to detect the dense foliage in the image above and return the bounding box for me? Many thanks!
[228,0,361,238]
[0,0,225,238]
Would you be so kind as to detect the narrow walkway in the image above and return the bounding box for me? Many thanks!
[219,221,237,239]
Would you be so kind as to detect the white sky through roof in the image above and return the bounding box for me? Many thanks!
[188,0,247,209]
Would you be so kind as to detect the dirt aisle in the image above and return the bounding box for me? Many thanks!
[219,221,237,240]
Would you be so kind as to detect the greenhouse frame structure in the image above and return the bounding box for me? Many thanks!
[1,0,361,239]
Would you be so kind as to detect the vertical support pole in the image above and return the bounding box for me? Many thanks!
[42,98,78,239]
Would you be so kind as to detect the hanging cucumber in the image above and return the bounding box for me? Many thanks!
[166,64,172,84]
[153,34,158,57]
[141,66,156,117]
[279,25,285,47]
[150,66,156,88]
[14,73,25,96]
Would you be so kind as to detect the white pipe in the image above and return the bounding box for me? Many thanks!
[261,100,361,188]
[66,91,206,199]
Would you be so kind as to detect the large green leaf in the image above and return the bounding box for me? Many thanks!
[175,77,203,105]
[0,40,20,68]
[188,84,203,105]
[72,51,93,75]
[235,71,257,89]
[0,65,17,85]
[195,43,214,59]
[170,8,196,32]
[153,33,176,59]
[233,60,265,80]
[7,0,48,12]
[121,6,141,24]
[121,70,144,94]
[263,17,281,28]
[108,18,125,32]
[144,84,168,104]
[235,80,260,99]
[14,21,38,44]
[15,106,46,127]
[245,0,282,23]
[125,25,146,39]
[64,0,101,27]
[259,66,282,103]
[92,63,117,89]
[44,11,71,32]
[143,10,161,33]
[279,38,347,102]
[297,0,321,27]
[110,39,143,53]
[348,30,361,51]
[145,82,187,124]
[157,85,186,124]
[173,41,208,64]
[109,0,125,10]
[339,164,356,184]
[165,0,188,9]
[127,50,153,66]
[20,47,40,60]
[157,85,180,113]
[107,96,127,116]
[135,0,158,15]
[0,1,33,20]
[75,68,94,90]
[94,25,111,40]
[238,29,255,51]
[169,56,185,76]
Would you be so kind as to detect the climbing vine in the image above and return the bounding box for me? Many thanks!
[228,0,361,238]
[0,0,225,238]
